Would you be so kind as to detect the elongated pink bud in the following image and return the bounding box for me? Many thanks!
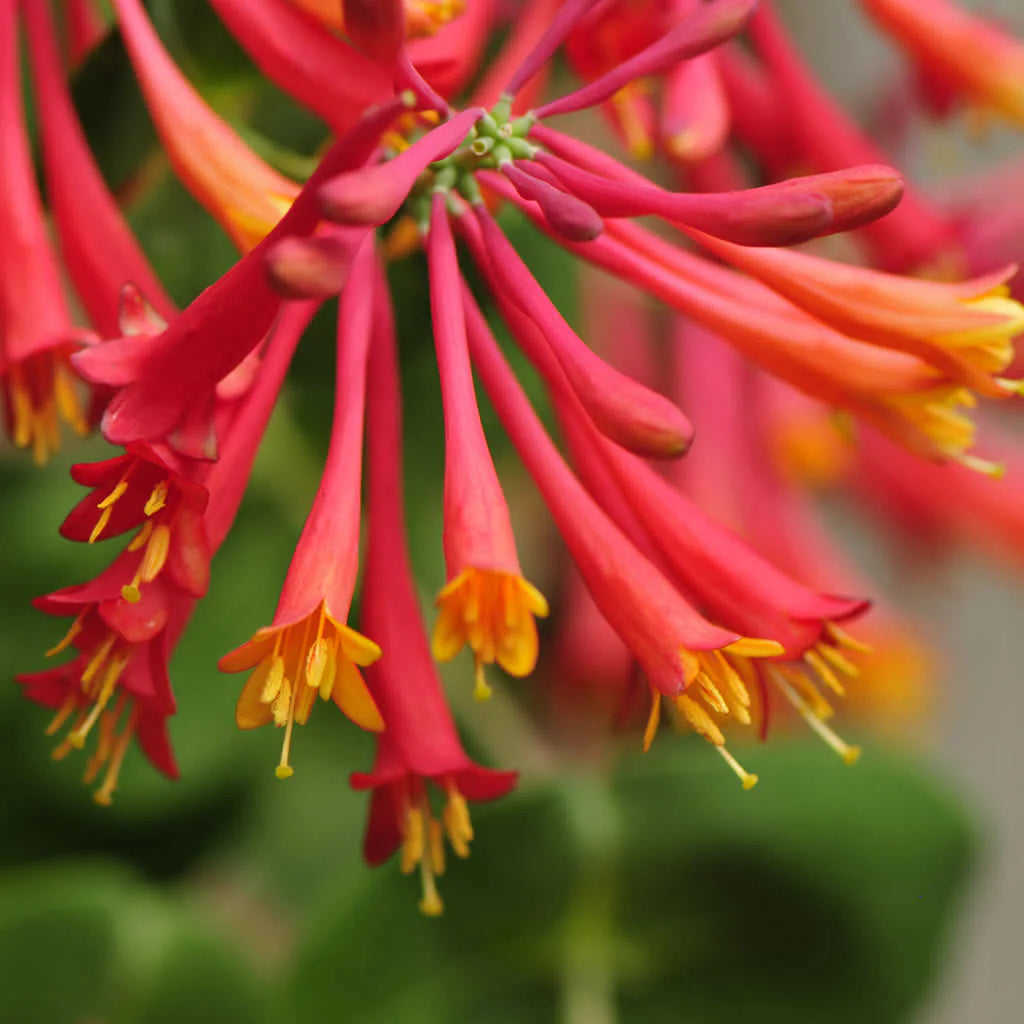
[536,0,756,119]
[503,163,603,241]
[343,0,404,62]
[465,207,693,457]
[266,227,367,298]
[320,108,481,225]
[537,152,904,245]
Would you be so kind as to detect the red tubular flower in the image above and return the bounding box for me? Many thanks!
[426,195,548,701]
[19,619,179,804]
[60,443,210,604]
[462,290,781,784]
[111,0,300,252]
[73,101,403,454]
[352,274,516,915]
[861,0,1024,127]
[23,0,175,339]
[0,0,89,464]
[21,301,313,802]
[219,241,384,779]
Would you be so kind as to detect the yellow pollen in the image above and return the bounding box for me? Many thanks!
[45,691,79,737]
[674,694,725,747]
[696,672,730,715]
[121,520,171,603]
[716,745,759,790]
[92,711,137,806]
[804,648,845,696]
[473,657,493,702]
[228,603,383,776]
[127,518,154,553]
[815,642,860,679]
[433,568,548,699]
[825,623,872,654]
[953,452,1006,478]
[771,668,862,765]
[401,806,426,875]
[46,613,85,659]
[442,788,473,858]
[642,689,662,753]
[5,353,88,466]
[418,858,445,917]
[144,480,169,516]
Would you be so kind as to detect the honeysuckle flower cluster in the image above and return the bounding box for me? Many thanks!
[4,0,1024,913]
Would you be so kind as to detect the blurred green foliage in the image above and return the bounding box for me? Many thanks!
[0,4,977,1022]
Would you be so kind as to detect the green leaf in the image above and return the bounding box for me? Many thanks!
[0,862,271,1024]
[284,741,974,1024]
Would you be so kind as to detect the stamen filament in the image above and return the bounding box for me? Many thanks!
[772,669,861,765]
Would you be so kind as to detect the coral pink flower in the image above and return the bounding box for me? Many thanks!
[0,0,89,463]
[352,282,516,914]
[462,289,781,785]
[425,195,548,700]
[112,0,300,252]
[61,443,210,603]
[19,614,179,805]
[219,241,385,779]
[21,298,315,802]
[73,102,400,454]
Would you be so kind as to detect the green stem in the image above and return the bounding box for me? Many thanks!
[560,767,620,1024]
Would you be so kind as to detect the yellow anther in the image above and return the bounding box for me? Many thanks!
[428,818,446,876]
[144,480,169,516]
[697,672,730,715]
[825,623,872,654]
[716,745,759,790]
[305,637,329,690]
[674,694,725,747]
[45,692,79,737]
[725,637,786,658]
[642,690,661,753]
[472,658,493,702]
[815,642,860,679]
[97,481,129,511]
[418,857,444,917]
[402,807,426,874]
[804,648,845,696]
[93,723,134,806]
[46,613,85,659]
